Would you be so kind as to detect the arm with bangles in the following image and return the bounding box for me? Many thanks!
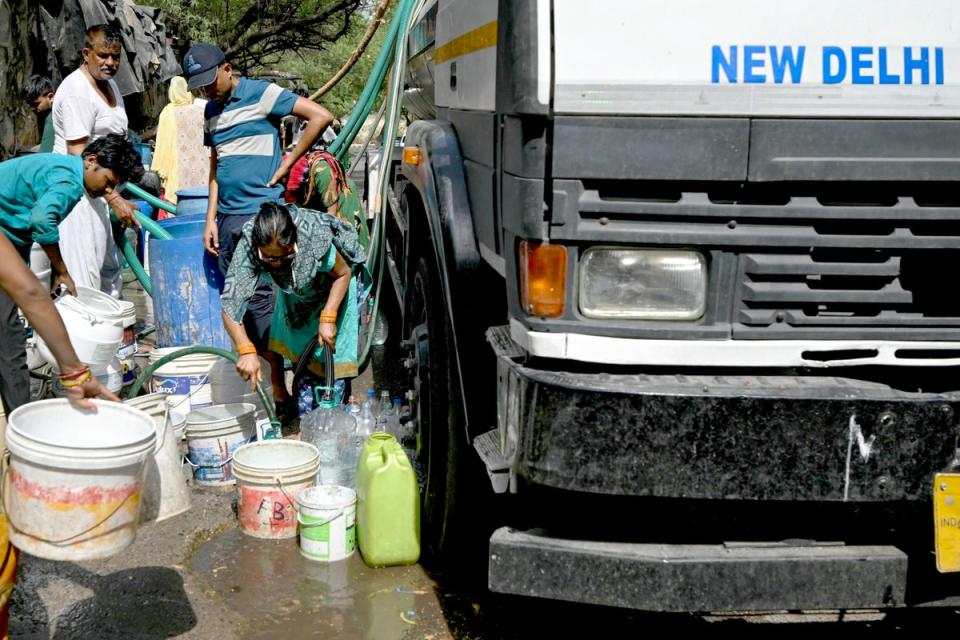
[318,250,351,350]
[0,234,118,407]
[221,309,262,392]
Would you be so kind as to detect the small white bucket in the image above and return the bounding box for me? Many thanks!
[51,357,124,397]
[232,440,320,539]
[170,411,187,457]
[295,485,357,562]
[4,399,155,561]
[184,403,256,486]
[125,393,192,523]
[117,300,138,385]
[149,348,217,412]
[36,287,124,368]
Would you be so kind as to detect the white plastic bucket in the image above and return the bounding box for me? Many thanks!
[117,300,138,385]
[295,485,357,562]
[4,399,156,561]
[125,393,192,523]
[170,410,187,457]
[25,337,45,372]
[149,348,217,412]
[184,403,257,486]
[36,287,124,368]
[232,440,320,539]
[51,357,124,397]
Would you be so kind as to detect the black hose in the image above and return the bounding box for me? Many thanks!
[290,337,335,406]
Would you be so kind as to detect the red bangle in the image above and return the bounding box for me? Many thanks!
[59,365,91,381]
[60,369,92,388]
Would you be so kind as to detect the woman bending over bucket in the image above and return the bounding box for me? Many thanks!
[220,202,365,414]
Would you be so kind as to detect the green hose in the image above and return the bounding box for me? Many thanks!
[118,231,152,296]
[127,346,277,425]
[109,191,174,297]
[329,0,415,159]
[123,183,178,216]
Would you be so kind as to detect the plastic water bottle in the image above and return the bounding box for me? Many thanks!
[361,388,375,414]
[376,390,390,423]
[377,398,398,434]
[372,308,389,346]
[345,394,360,417]
[358,398,376,443]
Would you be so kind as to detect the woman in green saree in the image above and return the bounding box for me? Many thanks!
[220,202,365,414]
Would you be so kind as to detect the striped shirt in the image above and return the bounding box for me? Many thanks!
[204,78,298,216]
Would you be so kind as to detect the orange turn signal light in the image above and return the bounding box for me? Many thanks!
[403,146,422,166]
[519,241,567,317]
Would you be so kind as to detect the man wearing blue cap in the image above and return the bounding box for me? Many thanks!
[182,43,334,420]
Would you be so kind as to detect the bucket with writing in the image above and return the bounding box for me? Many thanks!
[184,403,256,486]
[3,399,155,561]
[149,347,216,412]
[232,440,320,539]
[295,485,357,562]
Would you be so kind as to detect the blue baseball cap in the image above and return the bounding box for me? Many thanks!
[182,43,225,90]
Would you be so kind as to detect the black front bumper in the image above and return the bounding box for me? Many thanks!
[489,528,909,612]
[486,327,960,611]
[495,354,960,502]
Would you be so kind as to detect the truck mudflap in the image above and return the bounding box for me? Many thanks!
[488,527,907,612]
[487,326,960,502]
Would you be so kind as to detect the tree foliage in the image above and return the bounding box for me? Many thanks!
[278,6,392,119]
[155,0,371,73]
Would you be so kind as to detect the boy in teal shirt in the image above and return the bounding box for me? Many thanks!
[0,132,142,415]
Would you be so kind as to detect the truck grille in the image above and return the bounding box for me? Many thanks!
[738,249,960,334]
[552,179,960,340]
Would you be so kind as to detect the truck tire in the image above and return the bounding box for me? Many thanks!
[406,252,465,562]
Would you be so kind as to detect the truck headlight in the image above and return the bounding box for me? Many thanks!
[579,248,707,320]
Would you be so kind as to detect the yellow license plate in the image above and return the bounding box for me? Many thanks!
[934,473,960,572]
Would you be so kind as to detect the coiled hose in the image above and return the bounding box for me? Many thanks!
[126,346,277,425]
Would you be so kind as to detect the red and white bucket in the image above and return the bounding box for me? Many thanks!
[3,399,156,561]
[231,440,320,539]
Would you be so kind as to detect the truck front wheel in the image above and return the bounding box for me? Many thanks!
[406,253,464,562]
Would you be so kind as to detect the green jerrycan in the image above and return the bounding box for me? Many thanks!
[356,432,420,566]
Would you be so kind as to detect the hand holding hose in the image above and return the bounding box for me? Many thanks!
[236,352,262,393]
[318,311,337,351]
[106,194,142,228]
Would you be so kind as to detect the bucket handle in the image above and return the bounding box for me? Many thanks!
[154,404,170,456]
[274,477,357,529]
[54,291,102,327]
[182,456,233,469]
[0,450,140,545]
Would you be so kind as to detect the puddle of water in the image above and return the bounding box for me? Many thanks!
[191,527,452,640]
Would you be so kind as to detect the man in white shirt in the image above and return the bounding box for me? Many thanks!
[52,23,139,298]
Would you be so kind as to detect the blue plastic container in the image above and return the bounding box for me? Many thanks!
[148,217,231,349]
[176,187,210,217]
[133,142,152,167]
[130,199,156,263]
